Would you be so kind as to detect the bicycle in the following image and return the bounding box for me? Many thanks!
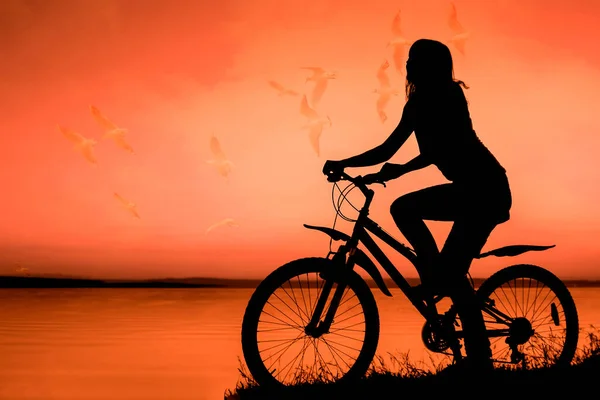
[241,170,579,388]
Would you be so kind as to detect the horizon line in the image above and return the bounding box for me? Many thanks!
[6,274,600,281]
[3,275,600,288]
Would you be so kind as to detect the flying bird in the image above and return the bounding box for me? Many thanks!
[267,80,299,97]
[301,67,337,108]
[114,192,140,219]
[89,105,135,154]
[387,9,412,75]
[206,134,234,179]
[58,124,98,165]
[299,94,332,157]
[206,218,239,234]
[373,60,402,123]
[447,2,470,56]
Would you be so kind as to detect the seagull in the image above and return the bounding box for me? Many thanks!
[206,218,239,234]
[447,2,470,56]
[89,105,135,154]
[57,124,98,165]
[267,80,299,97]
[301,67,337,108]
[387,9,412,75]
[299,94,332,157]
[206,134,234,179]
[373,60,402,123]
[114,192,140,219]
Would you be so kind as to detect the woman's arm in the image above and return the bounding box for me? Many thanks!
[400,153,431,174]
[378,154,432,181]
[340,101,415,168]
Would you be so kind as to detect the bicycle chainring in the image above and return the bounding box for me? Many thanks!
[421,320,451,353]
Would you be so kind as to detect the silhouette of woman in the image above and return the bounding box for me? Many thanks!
[323,38,512,369]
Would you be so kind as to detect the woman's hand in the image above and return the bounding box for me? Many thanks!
[361,163,405,186]
[322,160,346,176]
[361,173,386,186]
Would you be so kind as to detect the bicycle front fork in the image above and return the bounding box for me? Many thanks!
[305,247,355,338]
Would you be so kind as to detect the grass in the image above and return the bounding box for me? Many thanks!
[225,326,600,399]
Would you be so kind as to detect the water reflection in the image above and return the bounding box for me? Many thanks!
[0,288,598,400]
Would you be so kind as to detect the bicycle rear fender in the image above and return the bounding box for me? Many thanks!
[303,224,392,297]
[475,244,556,259]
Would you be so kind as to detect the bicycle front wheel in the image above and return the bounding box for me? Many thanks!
[477,264,579,369]
[241,257,380,388]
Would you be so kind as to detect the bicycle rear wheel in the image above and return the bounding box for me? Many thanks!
[241,257,380,388]
[476,264,579,369]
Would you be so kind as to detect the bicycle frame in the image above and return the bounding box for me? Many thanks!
[305,171,515,340]
[305,173,434,334]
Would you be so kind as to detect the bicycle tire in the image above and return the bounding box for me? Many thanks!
[476,264,579,368]
[241,257,380,388]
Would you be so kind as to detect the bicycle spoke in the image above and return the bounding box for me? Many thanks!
[277,338,310,382]
[283,281,309,323]
[259,312,303,330]
[306,273,313,316]
[258,326,299,333]
[331,310,364,327]
[262,333,304,362]
[321,337,362,354]
[295,276,311,322]
[329,330,365,342]
[329,321,366,333]
[313,339,335,379]
[321,337,355,370]
[273,290,307,324]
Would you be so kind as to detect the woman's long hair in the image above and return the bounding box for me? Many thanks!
[405,39,468,100]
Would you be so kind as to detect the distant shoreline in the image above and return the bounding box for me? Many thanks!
[2,276,600,289]
[0,276,241,289]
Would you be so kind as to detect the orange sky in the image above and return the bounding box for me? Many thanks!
[1,0,600,280]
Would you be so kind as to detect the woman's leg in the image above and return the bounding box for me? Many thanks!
[440,217,498,367]
[438,175,512,368]
[437,217,497,281]
[391,183,501,367]
[390,183,462,279]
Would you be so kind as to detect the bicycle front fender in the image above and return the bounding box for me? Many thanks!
[303,224,351,242]
[303,223,391,297]
[353,249,392,297]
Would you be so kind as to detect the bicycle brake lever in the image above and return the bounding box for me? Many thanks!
[376,181,386,188]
